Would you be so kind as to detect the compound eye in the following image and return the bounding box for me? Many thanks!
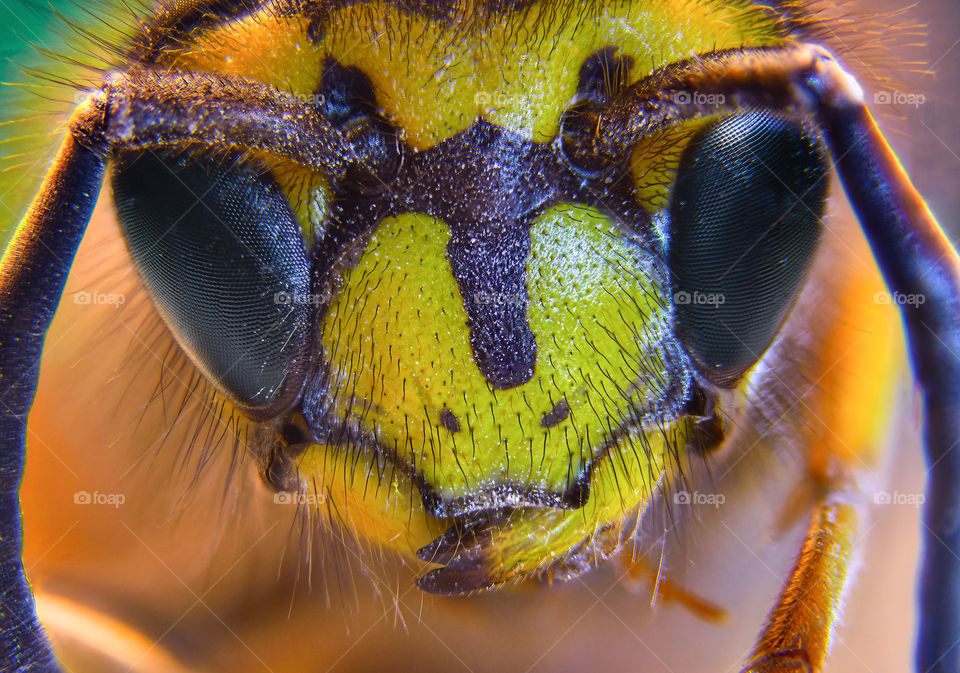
[112,151,312,418]
[669,111,827,387]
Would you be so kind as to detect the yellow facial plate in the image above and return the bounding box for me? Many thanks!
[317,205,677,501]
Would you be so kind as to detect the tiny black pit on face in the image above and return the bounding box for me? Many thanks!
[682,384,725,454]
[317,57,403,194]
[690,414,725,455]
[576,46,634,101]
[540,399,571,429]
[561,46,634,175]
[280,418,312,445]
[440,408,462,432]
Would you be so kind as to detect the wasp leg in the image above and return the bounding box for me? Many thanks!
[741,501,857,673]
[0,70,352,670]
[816,99,960,673]
[597,44,960,673]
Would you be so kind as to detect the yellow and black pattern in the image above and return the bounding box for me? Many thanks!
[104,0,836,593]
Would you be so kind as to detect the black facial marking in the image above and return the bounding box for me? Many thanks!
[317,59,404,194]
[540,399,571,428]
[439,124,540,389]
[690,413,725,455]
[312,107,653,390]
[317,58,379,124]
[321,121,562,391]
[561,48,633,175]
[440,408,462,432]
[576,47,634,101]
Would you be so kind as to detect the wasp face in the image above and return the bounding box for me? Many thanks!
[97,1,834,592]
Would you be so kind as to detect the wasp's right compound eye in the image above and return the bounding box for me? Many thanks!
[112,151,313,418]
[669,111,828,387]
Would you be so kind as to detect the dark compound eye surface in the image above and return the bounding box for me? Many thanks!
[669,111,827,387]
[112,151,313,417]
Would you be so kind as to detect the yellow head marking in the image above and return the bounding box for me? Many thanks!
[317,204,682,510]
[170,1,786,148]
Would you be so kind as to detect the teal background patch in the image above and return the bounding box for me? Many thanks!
[0,1,125,248]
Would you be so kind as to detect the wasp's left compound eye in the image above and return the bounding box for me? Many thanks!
[112,151,313,418]
[669,111,827,387]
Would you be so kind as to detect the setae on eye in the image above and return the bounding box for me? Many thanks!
[668,110,828,387]
[111,151,313,418]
